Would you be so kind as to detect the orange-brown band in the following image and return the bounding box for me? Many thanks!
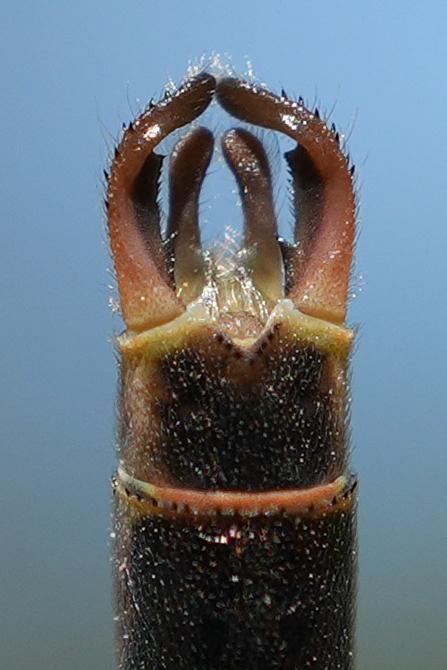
[115,467,356,519]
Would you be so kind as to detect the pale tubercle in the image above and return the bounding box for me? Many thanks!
[118,295,353,359]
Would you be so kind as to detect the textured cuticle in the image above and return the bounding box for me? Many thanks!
[110,69,358,670]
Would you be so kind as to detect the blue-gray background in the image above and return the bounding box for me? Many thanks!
[2,2,446,668]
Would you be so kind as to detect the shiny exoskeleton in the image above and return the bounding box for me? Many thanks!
[107,71,358,669]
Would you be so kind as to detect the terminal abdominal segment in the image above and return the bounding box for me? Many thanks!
[107,71,358,669]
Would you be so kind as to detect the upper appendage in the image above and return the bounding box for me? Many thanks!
[106,74,356,334]
[106,74,216,331]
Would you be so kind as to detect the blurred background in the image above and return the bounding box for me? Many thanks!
[1,1,446,668]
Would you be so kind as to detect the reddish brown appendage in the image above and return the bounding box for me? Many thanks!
[216,78,356,324]
[107,74,355,329]
[106,74,216,331]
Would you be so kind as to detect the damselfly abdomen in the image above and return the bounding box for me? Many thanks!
[107,70,358,669]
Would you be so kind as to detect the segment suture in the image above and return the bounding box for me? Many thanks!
[115,470,356,519]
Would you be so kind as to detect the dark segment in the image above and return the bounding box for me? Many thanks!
[115,495,357,670]
[153,343,347,491]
